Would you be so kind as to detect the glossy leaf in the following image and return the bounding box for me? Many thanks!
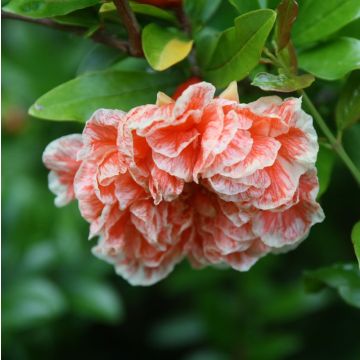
[29,69,183,122]
[251,72,314,92]
[142,24,193,71]
[304,263,360,308]
[299,37,360,80]
[352,222,360,267]
[3,0,99,18]
[275,0,298,50]
[336,71,360,131]
[293,0,360,46]
[204,9,276,87]
[67,278,123,322]
[316,145,336,198]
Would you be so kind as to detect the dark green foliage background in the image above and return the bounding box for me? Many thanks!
[2,1,360,359]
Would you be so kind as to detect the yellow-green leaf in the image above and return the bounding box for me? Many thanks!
[142,24,193,71]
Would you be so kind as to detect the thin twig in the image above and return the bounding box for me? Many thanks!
[2,10,131,54]
[112,0,143,56]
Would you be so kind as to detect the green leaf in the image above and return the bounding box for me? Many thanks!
[149,315,205,348]
[142,24,193,71]
[251,72,314,92]
[184,0,221,30]
[293,0,360,46]
[316,145,336,198]
[99,2,177,24]
[3,0,99,18]
[352,221,360,267]
[29,69,183,122]
[203,9,276,87]
[66,278,123,322]
[228,0,280,13]
[298,37,360,80]
[3,277,67,330]
[336,71,360,131]
[53,8,99,28]
[304,263,360,308]
[194,27,221,69]
[275,0,298,51]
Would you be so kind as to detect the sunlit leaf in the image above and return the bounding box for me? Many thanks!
[304,263,360,308]
[142,23,193,71]
[29,69,183,122]
[352,221,360,267]
[336,70,360,131]
[3,0,99,18]
[298,37,360,80]
[293,0,360,46]
[251,72,314,92]
[204,9,276,87]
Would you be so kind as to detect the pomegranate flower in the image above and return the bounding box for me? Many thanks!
[43,81,324,285]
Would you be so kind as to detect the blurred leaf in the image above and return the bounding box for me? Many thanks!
[304,263,360,308]
[247,333,301,360]
[275,0,298,51]
[336,70,360,131]
[251,72,314,92]
[99,2,177,23]
[3,277,67,330]
[67,278,123,322]
[142,24,193,71]
[184,0,221,30]
[183,350,228,360]
[149,315,205,348]
[204,9,276,87]
[352,221,360,267]
[22,241,58,273]
[298,37,360,80]
[316,145,336,198]
[3,0,99,18]
[29,69,183,121]
[293,0,360,46]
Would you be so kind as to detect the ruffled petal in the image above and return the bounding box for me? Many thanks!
[153,143,198,182]
[174,82,215,117]
[253,170,324,247]
[149,164,184,204]
[219,135,281,178]
[43,134,83,207]
[78,109,124,160]
[253,156,305,210]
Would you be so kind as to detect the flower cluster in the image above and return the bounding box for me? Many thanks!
[43,81,324,285]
